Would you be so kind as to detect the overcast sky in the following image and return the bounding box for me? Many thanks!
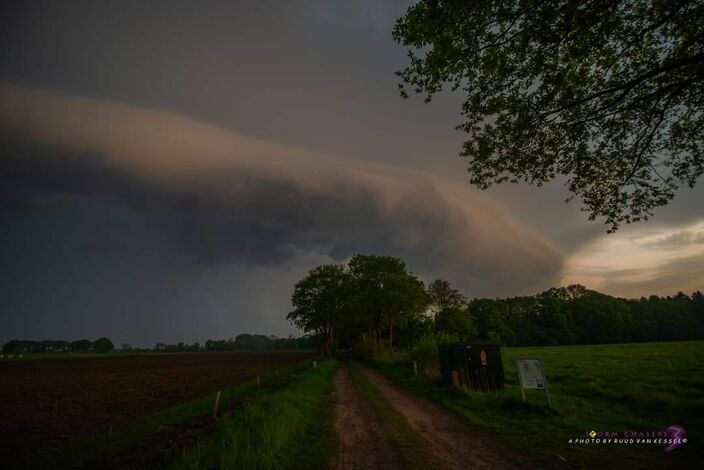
[1,0,702,347]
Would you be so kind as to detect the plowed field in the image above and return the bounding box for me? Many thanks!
[0,351,312,467]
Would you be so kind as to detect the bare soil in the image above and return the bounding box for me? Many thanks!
[0,351,312,467]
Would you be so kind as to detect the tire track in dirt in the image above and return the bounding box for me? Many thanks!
[358,363,555,470]
[330,362,406,469]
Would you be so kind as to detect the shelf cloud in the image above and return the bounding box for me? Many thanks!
[0,82,562,295]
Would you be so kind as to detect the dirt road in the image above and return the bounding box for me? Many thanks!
[332,361,549,470]
[330,363,406,469]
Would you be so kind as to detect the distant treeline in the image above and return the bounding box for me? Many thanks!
[470,286,704,346]
[2,337,115,354]
[287,254,704,354]
[2,334,314,355]
[154,334,314,352]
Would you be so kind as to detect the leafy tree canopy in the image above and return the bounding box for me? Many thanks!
[427,278,468,316]
[287,255,430,353]
[288,264,350,355]
[394,0,704,231]
[93,337,114,353]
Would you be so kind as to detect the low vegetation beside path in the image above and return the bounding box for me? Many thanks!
[175,359,338,470]
[368,340,704,469]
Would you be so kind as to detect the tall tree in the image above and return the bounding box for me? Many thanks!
[287,264,349,356]
[348,254,429,349]
[535,292,574,345]
[567,291,632,343]
[427,279,467,315]
[436,307,477,338]
[387,271,430,349]
[394,0,704,231]
[427,279,468,332]
[468,298,511,344]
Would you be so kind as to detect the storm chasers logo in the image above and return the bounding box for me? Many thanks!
[664,425,688,452]
[568,425,687,452]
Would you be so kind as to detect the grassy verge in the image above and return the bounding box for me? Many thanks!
[30,358,318,469]
[370,340,703,469]
[173,359,338,470]
[347,361,438,469]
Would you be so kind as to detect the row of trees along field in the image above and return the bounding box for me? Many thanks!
[288,255,704,354]
[1,337,114,354]
[154,334,314,352]
[1,334,315,355]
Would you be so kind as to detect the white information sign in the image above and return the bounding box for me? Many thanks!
[515,357,551,406]
[516,358,545,389]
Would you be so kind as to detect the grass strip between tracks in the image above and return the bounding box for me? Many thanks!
[347,361,439,470]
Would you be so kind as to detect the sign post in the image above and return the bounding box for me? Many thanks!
[515,357,551,407]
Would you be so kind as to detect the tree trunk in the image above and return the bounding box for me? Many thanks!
[328,328,334,357]
[374,308,381,345]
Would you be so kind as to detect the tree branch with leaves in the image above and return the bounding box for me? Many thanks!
[394,0,704,231]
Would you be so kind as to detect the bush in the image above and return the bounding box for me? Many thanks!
[405,333,459,377]
[351,341,394,361]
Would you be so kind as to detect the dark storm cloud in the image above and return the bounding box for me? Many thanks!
[1,0,701,272]
[0,83,562,295]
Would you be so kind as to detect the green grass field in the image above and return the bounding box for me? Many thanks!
[374,340,704,469]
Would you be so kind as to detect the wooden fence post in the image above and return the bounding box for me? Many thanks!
[212,390,221,419]
[103,423,113,464]
[451,370,461,388]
